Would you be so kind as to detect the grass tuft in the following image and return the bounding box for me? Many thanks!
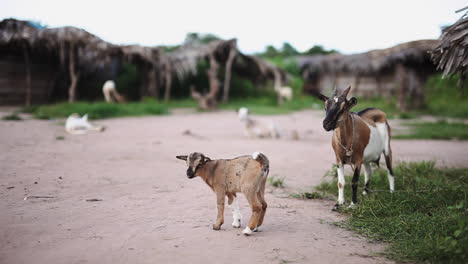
[395,121,468,140]
[2,113,22,121]
[289,191,323,199]
[23,101,169,120]
[317,161,468,263]
[268,176,285,188]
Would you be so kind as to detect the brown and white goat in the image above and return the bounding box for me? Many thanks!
[316,86,394,210]
[176,152,269,235]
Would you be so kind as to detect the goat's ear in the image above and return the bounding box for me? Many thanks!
[347,97,358,109]
[316,93,329,102]
[176,155,188,161]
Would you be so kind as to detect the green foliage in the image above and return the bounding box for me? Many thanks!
[220,95,321,115]
[317,161,468,263]
[2,113,22,121]
[424,74,468,118]
[25,101,169,120]
[268,176,285,188]
[56,136,65,140]
[116,63,140,100]
[303,45,338,55]
[395,121,468,140]
[184,32,221,45]
[281,42,300,57]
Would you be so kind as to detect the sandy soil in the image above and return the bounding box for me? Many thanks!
[1,109,467,264]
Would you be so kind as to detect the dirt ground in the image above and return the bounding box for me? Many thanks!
[1,109,467,264]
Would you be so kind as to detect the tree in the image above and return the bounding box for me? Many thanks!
[304,45,338,55]
[281,42,299,56]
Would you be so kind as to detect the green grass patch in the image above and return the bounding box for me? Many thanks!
[289,191,323,199]
[395,121,468,140]
[55,136,65,140]
[23,100,170,120]
[316,161,468,263]
[268,176,285,188]
[220,95,321,115]
[2,113,22,121]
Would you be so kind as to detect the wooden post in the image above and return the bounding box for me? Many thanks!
[68,44,79,103]
[273,68,283,105]
[191,54,220,110]
[22,42,32,106]
[164,62,172,102]
[222,47,236,103]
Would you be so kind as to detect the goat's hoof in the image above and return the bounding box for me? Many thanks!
[242,227,253,236]
[232,220,241,228]
[212,224,221,230]
[363,189,371,195]
[347,202,357,209]
[332,203,341,211]
[253,227,258,232]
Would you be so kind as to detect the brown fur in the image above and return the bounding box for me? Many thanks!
[176,153,269,232]
[317,85,394,207]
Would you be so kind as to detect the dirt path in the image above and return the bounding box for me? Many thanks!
[1,110,467,264]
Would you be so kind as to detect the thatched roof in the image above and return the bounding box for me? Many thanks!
[0,18,118,67]
[167,39,237,79]
[299,39,438,75]
[0,18,38,46]
[120,44,161,66]
[166,38,286,83]
[431,14,468,80]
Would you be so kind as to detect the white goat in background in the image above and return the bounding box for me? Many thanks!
[275,86,293,103]
[65,114,105,134]
[102,80,125,103]
[238,107,280,138]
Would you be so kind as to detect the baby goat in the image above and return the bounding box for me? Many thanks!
[316,85,394,210]
[176,152,269,236]
[238,107,280,138]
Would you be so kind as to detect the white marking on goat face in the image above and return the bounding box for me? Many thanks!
[334,96,339,103]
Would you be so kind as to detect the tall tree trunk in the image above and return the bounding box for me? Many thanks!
[273,68,283,105]
[222,47,236,103]
[191,54,220,110]
[164,62,172,102]
[22,42,32,106]
[68,44,79,103]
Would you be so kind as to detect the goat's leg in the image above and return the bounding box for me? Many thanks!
[351,163,362,205]
[256,178,268,229]
[242,191,262,236]
[213,191,225,230]
[384,146,395,193]
[363,163,372,195]
[230,194,242,228]
[333,164,346,211]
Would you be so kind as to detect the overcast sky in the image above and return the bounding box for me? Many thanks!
[1,0,466,54]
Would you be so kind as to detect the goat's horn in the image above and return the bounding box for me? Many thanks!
[342,85,351,97]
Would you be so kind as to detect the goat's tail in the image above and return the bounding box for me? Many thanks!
[252,152,269,177]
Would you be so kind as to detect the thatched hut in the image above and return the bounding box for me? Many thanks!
[0,18,118,105]
[299,39,438,110]
[165,39,286,109]
[431,11,468,90]
[0,18,285,107]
